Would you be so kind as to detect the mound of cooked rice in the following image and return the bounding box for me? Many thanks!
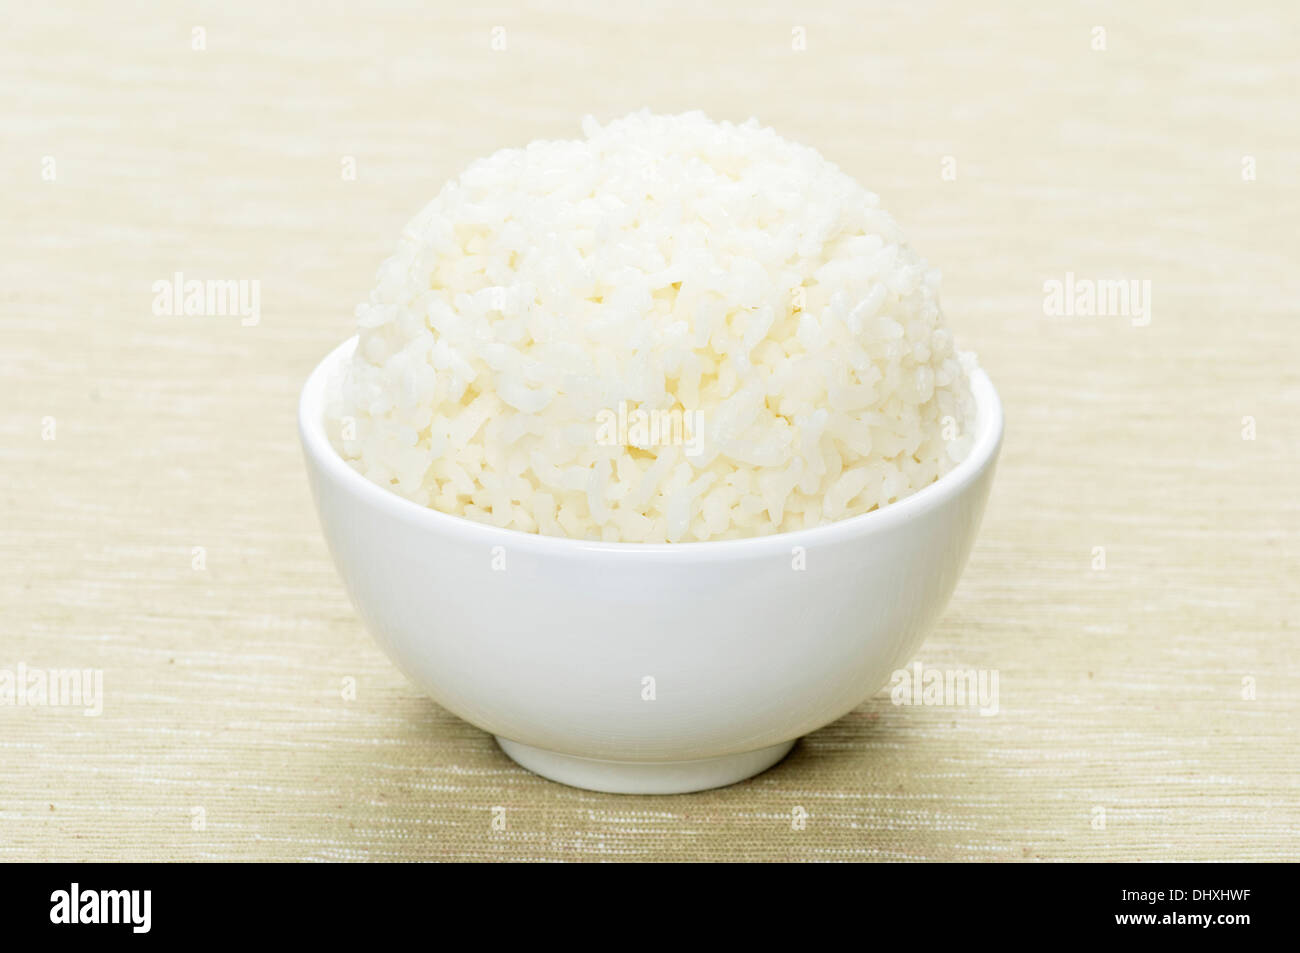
[329,111,977,543]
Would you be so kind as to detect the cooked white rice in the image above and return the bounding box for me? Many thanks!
[329,111,976,543]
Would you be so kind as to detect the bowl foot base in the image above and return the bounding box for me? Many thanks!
[494,737,796,794]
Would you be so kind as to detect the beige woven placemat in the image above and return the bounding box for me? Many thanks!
[2,0,1296,861]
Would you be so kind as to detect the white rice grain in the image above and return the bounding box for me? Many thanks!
[331,111,977,543]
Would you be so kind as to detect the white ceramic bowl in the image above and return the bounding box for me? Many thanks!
[300,336,1003,794]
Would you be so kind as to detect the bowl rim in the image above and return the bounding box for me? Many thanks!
[299,335,1003,556]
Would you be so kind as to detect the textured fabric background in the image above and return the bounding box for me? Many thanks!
[2,0,1297,862]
